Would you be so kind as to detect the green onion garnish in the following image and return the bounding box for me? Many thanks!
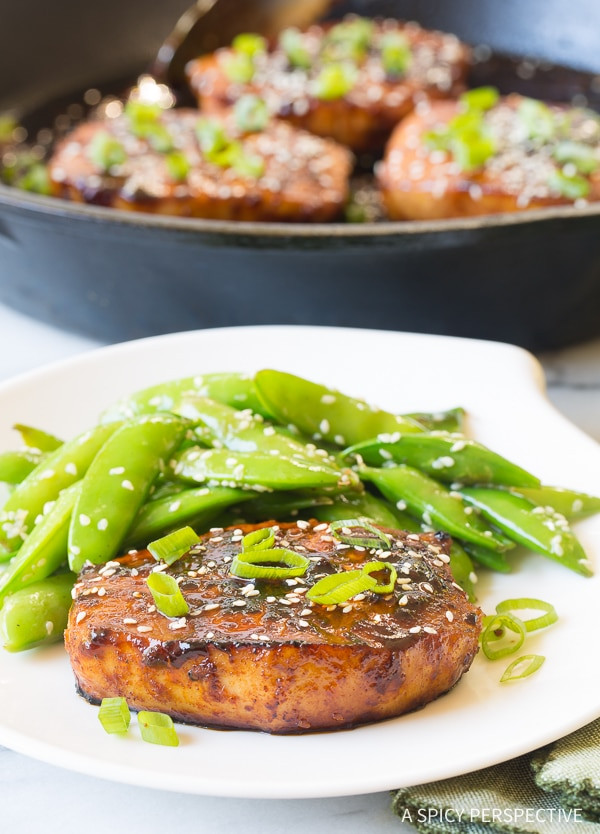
[196,118,229,157]
[380,32,411,77]
[460,86,499,112]
[98,697,131,734]
[451,131,496,172]
[307,569,376,604]
[87,131,126,172]
[16,164,51,195]
[231,149,265,179]
[223,52,256,83]
[125,100,163,124]
[232,33,267,57]
[325,17,373,60]
[242,526,276,551]
[313,63,357,100]
[148,526,200,566]
[147,571,190,617]
[234,95,269,133]
[495,598,558,633]
[547,169,590,200]
[279,28,311,69]
[165,151,191,181]
[481,612,526,660]
[553,140,599,175]
[500,654,545,683]
[137,711,179,746]
[425,111,496,171]
[330,518,391,550]
[361,561,397,594]
[518,98,556,142]
[230,548,310,579]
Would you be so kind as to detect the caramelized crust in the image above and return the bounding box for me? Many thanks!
[378,97,600,220]
[187,20,470,152]
[48,109,353,222]
[65,521,482,733]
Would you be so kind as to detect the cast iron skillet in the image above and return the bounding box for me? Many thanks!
[1,0,600,349]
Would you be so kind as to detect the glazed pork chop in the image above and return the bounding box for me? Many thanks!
[48,108,353,222]
[378,93,600,220]
[65,520,482,734]
[187,16,470,153]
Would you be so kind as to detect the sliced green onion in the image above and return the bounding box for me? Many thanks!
[15,164,51,195]
[547,169,589,200]
[313,63,357,100]
[330,518,391,550]
[165,151,190,181]
[98,697,131,734]
[451,131,495,171]
[500,654,545,683]
[325,17,373,60]
[230,548,309,579]
[196,118,229,157]
[87,131,126,172]
[231,149,265,179]
[234,95,269,133]
[242,526,275,551]
[137,711,179,746]
[481,612,526,660]
[307,569,376,604]
[223,52,255,83]
[495,598,558,633]
[553,140,599,174]
[380,32,411,77]
[460,87,499,112]
[518,98,556,142]
[148,526,200,566]
[125,100,163,124]
[147,571,190,617]
[361,561,397,594]
[279,28,311,69]
[232,33,267,57]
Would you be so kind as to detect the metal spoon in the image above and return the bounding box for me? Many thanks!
[152,0,336,87]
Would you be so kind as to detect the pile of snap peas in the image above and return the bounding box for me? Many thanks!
[1,368,598,653]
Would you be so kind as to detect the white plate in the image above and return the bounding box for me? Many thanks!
[1,325,599,799]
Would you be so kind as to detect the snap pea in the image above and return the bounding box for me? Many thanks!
[461,487,592,577]
[0,482,80,604]
[404,408,465,434]
[0,422,122,551]
[253,369,424,447]
[0,450,44,485]
[173,446,355,492]
[0,548,17,564]
[69,416,186,572]
[174,396,336,465]
[345,433,539,488]
[232,491,336,522]
[13,424,63,452]
[101,372,270,422]
[448,542,477,602]
[512,485,600,521]
[312,490,418,529]
[361,465,512,552]
[124,486,252,548]
[0,572,75,652]
[462,541,512,573]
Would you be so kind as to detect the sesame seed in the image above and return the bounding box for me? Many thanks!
[98,587,106,597]
[97,518,108,531]
[424,626,437,635]
[232,600,246,607]
[122,479,134,491]
[398,595,408,606]
[123,618,137,625]
[109,466,125,475]
[320,394,336,404]
[75,611,86,624]
[65,462,78,475]
[296,519,310,530]
[409,626,421,634]
[319,419,330,434]
[445,610,454,622]
[204,603,220,611]
[298,620,309,628]
[205,631,215,639]
[342,604,352,613]
[168,618,186,631]
[39,469,55,480]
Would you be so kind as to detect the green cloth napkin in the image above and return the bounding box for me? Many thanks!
[392,717,600,833]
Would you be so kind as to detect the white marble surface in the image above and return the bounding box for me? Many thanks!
[1,301,599,832]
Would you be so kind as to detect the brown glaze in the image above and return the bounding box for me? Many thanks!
[48,109,353,222]
[65,520,482,733]
[187,18,470,153]
[378,95,600,220]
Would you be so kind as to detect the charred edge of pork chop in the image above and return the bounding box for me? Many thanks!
[65,521,482,734]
